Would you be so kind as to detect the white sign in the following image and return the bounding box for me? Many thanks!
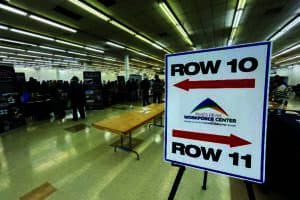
[164,42,271,183]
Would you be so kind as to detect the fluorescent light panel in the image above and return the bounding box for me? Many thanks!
[276,55,300,64]
[55,39,84,48]
[273,43,300,58]
[268,15,300,41]
[110,20,135,35]
[0,45,25,51]
[84,47,104,53]
[0,25,9,30]
[27,50,53,56]
[10,28,55,41]
[0,3,27,16]
[39,45,66,52]
[29,15,77,33]
[106,41,125,49]
[68,0,110,21]
[68,51,87,56]
[159,2,193,46]
[0,38,37,46]
[227,0,246,46]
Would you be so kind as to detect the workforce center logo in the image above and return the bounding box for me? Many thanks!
[184,98,237,127]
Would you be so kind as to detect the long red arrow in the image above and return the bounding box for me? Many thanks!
[172,129,251,148]
[174,78,255,91]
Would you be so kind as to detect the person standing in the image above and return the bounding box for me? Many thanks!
[69,76,86,121]
[152,74,163,103]
[140,76,150,106]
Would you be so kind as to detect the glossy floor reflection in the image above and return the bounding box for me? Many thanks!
[0,103,296,199]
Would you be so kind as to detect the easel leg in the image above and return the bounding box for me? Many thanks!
[244,181,256,200]
[202,171,208,190]
[168,164,186,200]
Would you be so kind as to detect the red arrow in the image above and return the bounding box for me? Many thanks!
[174,79,255,91]
[172,129,251,148]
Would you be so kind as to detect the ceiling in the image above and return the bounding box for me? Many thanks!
[0,0,299,70]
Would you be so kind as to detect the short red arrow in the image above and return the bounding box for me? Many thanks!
[174,79,255,91]
[172,129,251,148]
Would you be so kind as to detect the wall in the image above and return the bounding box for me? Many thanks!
[274,64,300,86]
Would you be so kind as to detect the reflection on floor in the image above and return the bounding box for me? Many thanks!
[0,100,299,199]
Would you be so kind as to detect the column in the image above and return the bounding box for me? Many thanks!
[124,55,129,81]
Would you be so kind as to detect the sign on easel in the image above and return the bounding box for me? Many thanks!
[164,42,271,183]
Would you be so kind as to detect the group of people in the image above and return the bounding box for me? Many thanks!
[18,74,164,121]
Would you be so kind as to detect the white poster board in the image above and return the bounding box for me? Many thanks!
[164,42,271,183]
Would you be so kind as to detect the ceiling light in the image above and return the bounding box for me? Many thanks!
[27,50,53,56]
[227,0,246,46]
[0,24,9,30]
[276,55,300,64]
[84,47,104,53]
[127,48,163,62]
[109,20,135,35]
[268,15,300,41]
[0,45,25,51]
[68,51,87,56]
[106,41,125,49]
[103,57,116,61]
[54,54,74,59]
[135,34,163,50]
[280,60,300,67]
[0,38,37,46]
[68,0,110,21]
[273,43,300,58]
[159,2,193,46]
[10,28,55,41]
[55,39,84,48]
[39,45,66,52]
[17,54,41,58]
[0,3,27,16]
[29,15,77,33]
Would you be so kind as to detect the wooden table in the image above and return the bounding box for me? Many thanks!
[92,103,164,160]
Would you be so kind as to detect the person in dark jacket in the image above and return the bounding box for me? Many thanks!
[69,76,86,121]
[152,74,163,103]
[140,76,150,106]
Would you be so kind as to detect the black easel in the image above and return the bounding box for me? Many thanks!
[168,164,256,200]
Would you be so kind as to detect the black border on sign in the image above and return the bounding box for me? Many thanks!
[164,41,271,183]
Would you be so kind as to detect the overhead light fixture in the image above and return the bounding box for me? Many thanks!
[0,3,27,16]
[29,15,77,33]
[135,34,163,50]
[127,48,163,63]
[0,45,25,51]
[27,50,53,56]
[109,20,135,35]
[17,54,41,59]
[68,51,87,56]
[68,0,168,51]
[159,2,193,46]
[272,43,300,58]
[227,0,246,46]
[10,28,55,41]
[84,47,104,53]
[39,45,66,52]
[280,60,300,67]
[268,15,300,41]
[0,38,37,46]
[55,39,84,48]
[0,24,9,30]
[68,0,110,21]
[276,55,300,64]
[106,41,125,49]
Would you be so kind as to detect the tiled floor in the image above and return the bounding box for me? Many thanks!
[0,100,298,200]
